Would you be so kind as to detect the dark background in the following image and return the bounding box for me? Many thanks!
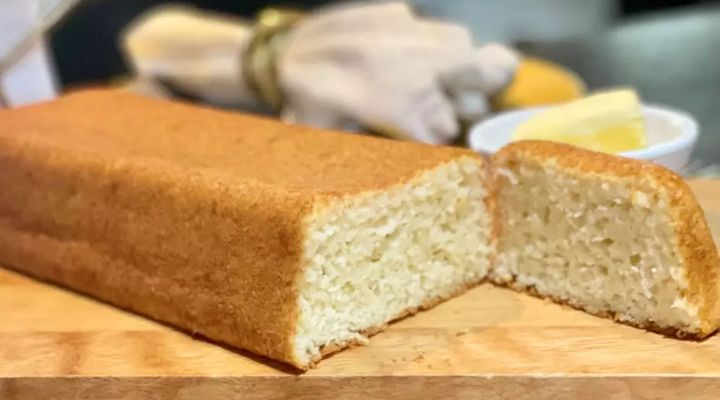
[49,0,712,85]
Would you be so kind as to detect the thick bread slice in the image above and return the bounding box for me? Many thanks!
[0,90,495,369]
[493,140,720,338]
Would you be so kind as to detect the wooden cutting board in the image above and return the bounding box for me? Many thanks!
[1,180,720,399]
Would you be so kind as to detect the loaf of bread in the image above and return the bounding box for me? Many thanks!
[493,141,720,338]
[0,90,496,369]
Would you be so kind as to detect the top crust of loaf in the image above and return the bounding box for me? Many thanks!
[0,89,477,197]
[494,141,720,335]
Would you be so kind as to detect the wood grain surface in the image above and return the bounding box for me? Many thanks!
[1,180,720,399]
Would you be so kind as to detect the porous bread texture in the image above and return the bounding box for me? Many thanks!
[493,141,720,338]
[294,156,493,366]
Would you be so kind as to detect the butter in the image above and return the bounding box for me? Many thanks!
[512,88,647,154]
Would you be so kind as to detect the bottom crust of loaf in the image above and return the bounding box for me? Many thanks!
[309,281,480,368]
[494,276,711,340]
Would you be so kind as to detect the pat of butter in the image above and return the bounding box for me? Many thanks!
[512,89,647,154]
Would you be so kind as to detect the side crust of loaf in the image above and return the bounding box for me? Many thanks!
[0,138,308,365]
[493,140,720,337]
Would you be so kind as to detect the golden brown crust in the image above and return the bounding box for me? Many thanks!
[671,192,720,335]
[0,90,484,369]
[3,89,477,195]
[494,140,720,337]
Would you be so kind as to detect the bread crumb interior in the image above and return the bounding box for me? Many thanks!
[294,157,493,364]
[493,161,701,334]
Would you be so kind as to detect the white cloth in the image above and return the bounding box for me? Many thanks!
[124,2,519,144]
[0,0,57,107]
[123,6,258,109]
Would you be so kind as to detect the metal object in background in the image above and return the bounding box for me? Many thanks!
[242,8,305,111]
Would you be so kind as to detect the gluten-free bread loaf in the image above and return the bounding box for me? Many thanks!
[493,141,720,338]
[0,90,496,369]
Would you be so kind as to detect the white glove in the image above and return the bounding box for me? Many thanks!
[279,1,519,144]
[123,3,519,144]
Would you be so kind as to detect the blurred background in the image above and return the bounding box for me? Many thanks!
[4,0,720,172]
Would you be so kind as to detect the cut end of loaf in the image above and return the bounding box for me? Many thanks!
[292,156,494,367]
[493,141,720,338]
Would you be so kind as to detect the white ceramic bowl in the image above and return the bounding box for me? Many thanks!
[468,105,699,173]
